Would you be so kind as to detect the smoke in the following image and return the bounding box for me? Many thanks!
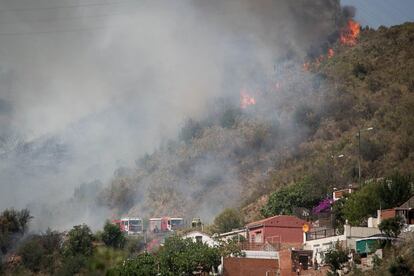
[0,0,352,230]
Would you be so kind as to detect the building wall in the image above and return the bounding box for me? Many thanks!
[303,235,346,264]
[267,226,304,244]
[249,226,304,244]
[303,225,382,264]
[223,257,279,276]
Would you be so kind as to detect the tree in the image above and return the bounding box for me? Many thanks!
[212,208,244,233]
[102,221,126,249]
[342,181,381,225]
[331,198,347,232]
[342,173,413,226]
[324,244,349,275]
[64,224,94,257]
[378,172,413,209]
[157,236,220,275]
[378,216,405,238]
[261,177,325,217]
[0,208,33,254]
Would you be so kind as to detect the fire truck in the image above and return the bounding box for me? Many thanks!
[149,217,184,233]
[112,217,143,235]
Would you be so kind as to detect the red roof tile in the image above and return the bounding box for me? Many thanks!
[246,215,307,229]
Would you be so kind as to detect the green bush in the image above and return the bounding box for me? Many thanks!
[157,236,220,275]
[342,181,381,225]
[378,216,405,238]
[102,221,126,249]
[64,224,94,257]
[324,244,349,275]
[59,254,88,276]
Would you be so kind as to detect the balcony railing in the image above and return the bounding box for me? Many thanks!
[305,228,338,241]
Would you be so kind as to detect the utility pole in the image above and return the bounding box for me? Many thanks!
[358,128,361,183]
[357,127,374,184]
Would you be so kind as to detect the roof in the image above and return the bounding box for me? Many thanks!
[246,215,308,229]
[218,228,247,237]
[182,230,212,238]
[399,195,414,209]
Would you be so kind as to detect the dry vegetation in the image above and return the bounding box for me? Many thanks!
[99,23,414,223]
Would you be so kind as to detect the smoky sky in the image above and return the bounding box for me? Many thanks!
[0,0,350,230]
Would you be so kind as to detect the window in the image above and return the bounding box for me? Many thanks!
[255,231,262,243]
[195,236,203,243]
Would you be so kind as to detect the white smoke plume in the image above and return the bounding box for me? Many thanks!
[0,0,352,230]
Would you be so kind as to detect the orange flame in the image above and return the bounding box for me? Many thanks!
[240,89,256,109]
[328,48,334,58]
[340,19,360,46]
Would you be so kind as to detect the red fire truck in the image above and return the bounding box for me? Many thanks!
[149,217,184,233]
[112,217,143,235]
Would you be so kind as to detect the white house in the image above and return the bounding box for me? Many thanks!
[182,231,218,247]
[303,225,381,264]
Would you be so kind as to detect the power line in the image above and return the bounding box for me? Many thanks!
[0,0,136,13]
[0,24,121,36]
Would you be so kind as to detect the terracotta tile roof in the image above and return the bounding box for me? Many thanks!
[246,215,308,229]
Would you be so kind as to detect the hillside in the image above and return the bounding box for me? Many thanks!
[99,22,414,223]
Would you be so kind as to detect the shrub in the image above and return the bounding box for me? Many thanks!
[157,236,220,275]
[324,244,349,275]
[360,138,385,162]
[102,221,126,249]
[18,237,45,272]
[220,107,241,128]
[64,224,93,257]
[378,216,405,238]
[388,256,411,276]
[179,118,202,143]
[17,230,62,274]
[353,63,368,80]
[59,254,88,276]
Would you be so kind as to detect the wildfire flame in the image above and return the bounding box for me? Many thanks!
[240,89,256,109]
[340,19,360,46]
